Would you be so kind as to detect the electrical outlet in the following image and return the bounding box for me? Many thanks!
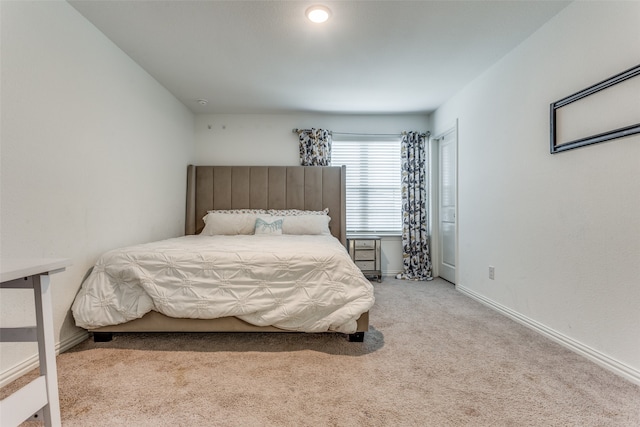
[489,266,495,280]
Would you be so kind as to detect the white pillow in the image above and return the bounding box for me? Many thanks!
[201,213,259,235]
[282,215,331,235]
[207,209,267,215]
[254,217,283,235]
[267,208,328,216]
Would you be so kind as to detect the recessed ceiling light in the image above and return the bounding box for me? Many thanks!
[197,99,208,106]
[306,5,331,24]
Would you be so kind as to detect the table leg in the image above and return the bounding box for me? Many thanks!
[33,274,62,427]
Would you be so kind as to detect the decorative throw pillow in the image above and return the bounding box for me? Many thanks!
[254,218,284,235]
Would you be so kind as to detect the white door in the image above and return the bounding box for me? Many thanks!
[438,128,457,283]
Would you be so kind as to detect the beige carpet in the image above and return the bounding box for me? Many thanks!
[3,278,640,426]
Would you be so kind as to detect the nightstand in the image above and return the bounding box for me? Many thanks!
[347,235,382,282]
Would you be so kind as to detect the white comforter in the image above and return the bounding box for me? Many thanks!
[72,235,374,334]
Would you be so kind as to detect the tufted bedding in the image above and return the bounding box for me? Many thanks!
[72,234,375,334]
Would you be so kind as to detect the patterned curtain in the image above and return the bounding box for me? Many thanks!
[298,128,332,166]
[397,131,433,281]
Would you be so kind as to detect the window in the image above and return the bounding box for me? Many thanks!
[331,136,402,234]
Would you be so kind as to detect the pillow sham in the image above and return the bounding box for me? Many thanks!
[267,208,329,216]
[201,213,259,235]
[282,214,331,235]
[254,217,284,235]
[207,209,267,215]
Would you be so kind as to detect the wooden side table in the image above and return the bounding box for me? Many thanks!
[0,258,71,427]
[347,235,382,282]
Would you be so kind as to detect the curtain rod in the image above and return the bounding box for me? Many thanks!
[292,129,430,137]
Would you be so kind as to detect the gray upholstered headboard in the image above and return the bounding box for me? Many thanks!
[185,165,347,246]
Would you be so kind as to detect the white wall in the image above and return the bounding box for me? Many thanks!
[0,1,195,383]
[195,113,429,275]
[195,113,428,165]
[431,1,640,382]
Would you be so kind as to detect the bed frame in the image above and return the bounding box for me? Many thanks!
[90,165,369,342]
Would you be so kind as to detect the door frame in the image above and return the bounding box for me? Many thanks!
[428,120,459,284]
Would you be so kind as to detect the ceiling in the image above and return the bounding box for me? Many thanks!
[69,1,570,115]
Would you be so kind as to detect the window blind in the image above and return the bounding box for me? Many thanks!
[331,137,402,234]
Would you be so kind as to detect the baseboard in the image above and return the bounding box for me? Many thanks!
[382,271,402,277]
[456,284,640,386]
[0,330,89,388]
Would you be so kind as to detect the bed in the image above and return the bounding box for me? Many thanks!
[73,165,373,342]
